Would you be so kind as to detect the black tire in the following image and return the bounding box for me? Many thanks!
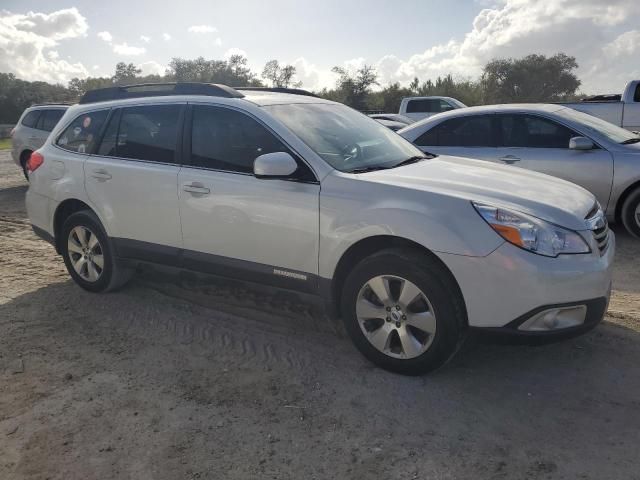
[20,150,32,181]
[341,248,467,375]
[60,210,133,292]
[621,188,640,238]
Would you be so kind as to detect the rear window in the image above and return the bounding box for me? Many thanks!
[21,110,40,128]
[406,99,454,114]
[56,110,109,153]
[36,109,66,132]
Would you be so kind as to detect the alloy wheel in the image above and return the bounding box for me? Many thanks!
[356,275,436,359]
[67,226,104,282]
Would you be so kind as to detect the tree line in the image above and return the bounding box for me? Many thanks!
[0,53,581,123]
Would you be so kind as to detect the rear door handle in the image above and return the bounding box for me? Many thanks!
[182,182,211,195]
[499,155,521,164]
[91,169,112,180]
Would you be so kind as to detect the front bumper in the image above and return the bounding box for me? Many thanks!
[436,232,615,332]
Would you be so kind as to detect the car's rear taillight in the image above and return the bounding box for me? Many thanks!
[27,151,44,173]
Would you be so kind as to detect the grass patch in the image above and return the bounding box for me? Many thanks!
[0,138,11,150]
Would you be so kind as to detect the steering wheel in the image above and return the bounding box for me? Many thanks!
[342,143,362,164]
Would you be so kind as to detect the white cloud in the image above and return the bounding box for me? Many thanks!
[92,65,99,70]
[140,35,151,43]
[162,32,171,41]
[113,43,146,56]
[215,37,222,46]
[368,0,640,94]
[188,25,217,34]
[223,47,247,59]
[97,30,112,43]
[0,7,88,83]
[138,60,166,76]
[291,57,338,91]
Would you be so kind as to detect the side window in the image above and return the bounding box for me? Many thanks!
[499,114,576,148]
[114,105,181,163]
[634,84,640,103]
[21,110,41,128]
[190,105,296,175]
[406,99,440,114]
[56,110,109,153]
[415,116,493,147]
[36,109,65,132]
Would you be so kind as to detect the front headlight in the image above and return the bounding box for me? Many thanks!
[473,202,590,257]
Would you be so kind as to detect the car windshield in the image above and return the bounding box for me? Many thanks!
[265,103,427,172]
[556,107,640,144]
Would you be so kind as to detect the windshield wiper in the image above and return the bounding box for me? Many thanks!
[391,154,433,169]
[621,137,640,144]
[346,165,391,174]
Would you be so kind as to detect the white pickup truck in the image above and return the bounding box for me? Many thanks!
[563,80,640,132]
[399,96,467,121]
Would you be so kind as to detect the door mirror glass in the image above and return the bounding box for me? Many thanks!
[254,152,298,179]
[569,136,594,150]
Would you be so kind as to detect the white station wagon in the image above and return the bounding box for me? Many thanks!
[26,83,614,374]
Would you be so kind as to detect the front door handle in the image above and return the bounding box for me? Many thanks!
[91,169,112,180]
[499,155,521,164]
[182,182,211,195]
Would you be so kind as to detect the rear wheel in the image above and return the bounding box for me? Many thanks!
[60,210,133,292]
[341,248,467,375]
[621,188,640,238]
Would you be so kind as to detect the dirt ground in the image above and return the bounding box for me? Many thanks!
[1,150,639,480]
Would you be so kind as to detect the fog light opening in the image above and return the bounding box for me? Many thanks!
[518,305,587,332]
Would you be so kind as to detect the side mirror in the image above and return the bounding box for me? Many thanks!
[254,152,298,179]
[569,136,594,150]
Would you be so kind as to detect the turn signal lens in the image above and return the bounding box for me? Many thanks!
[27,151,44,173]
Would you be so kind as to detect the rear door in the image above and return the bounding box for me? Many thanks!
[495,113,614,208]
[177,103,320,292]
[85,104,184,263]
[413,114,499,161]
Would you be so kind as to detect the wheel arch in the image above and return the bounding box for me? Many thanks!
[53,199,100,254]
[614,179,640,224]
[327,235,467,321]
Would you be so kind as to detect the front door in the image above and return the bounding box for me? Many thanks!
[177,104,320,292]
[495,114,614,209]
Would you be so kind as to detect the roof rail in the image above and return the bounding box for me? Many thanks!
[79,82,244,104]
[235,87,319,98]
[31,103,72,107]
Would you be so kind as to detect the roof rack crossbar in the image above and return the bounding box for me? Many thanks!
[79,82,244,104]
[235,87,319,98]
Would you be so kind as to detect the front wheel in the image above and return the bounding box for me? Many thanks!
[621,188,640,238]
[60,210,133,292]
[341,248,467,375]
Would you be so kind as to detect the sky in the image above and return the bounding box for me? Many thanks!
[1,0,639,94]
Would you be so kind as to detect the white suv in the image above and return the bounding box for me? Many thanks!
[26,83,614,375]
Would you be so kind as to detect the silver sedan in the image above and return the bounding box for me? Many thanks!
[399,104,640,237]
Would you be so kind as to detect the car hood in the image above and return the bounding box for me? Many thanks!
[361,155,596,231]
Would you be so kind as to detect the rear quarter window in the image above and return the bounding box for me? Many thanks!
[56,110,109,153]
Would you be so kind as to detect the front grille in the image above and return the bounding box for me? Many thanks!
[585,206,609,255]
